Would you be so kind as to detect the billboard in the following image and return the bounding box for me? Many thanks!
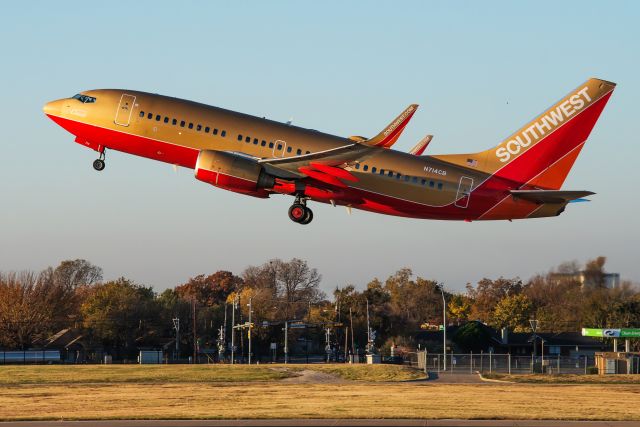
[582,328,640,338]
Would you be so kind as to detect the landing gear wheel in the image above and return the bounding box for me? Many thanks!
[300,207,313,225]
[93,159,105,171]
[288,204,306,223]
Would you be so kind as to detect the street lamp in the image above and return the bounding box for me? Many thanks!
[439,284,447,371]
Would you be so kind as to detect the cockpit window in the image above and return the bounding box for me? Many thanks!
[72,94,96,103]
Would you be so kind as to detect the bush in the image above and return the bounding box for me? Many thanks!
[586,366,599,375]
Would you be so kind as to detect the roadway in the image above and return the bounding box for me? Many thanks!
[0,420,637,427]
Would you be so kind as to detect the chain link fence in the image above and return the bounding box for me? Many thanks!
[409,351,596,375]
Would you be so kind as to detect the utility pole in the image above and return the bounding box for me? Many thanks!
[172,318,180,360]
[439,284,447,371]
[248,297,253,365]
[349,307,355,361]
[231,295,237,364]
[192,298,197,364]
[284,320,289,364]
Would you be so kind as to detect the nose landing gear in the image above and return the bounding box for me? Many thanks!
[93,149,106,171]
[288,195,313,225]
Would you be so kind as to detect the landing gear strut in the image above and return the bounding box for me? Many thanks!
[93,149,106,171]
[288,195,313,225]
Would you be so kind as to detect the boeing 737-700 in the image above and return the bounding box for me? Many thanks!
[43,78,615,224]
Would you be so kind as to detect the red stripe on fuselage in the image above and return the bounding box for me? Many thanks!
[46,114,199,168]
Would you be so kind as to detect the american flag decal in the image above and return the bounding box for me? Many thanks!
[466,158,478,167]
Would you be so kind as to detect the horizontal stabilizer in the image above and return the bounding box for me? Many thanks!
[510,190,594,204]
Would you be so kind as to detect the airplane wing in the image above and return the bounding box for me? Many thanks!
[258,143,375,183]
[510,190,594,204]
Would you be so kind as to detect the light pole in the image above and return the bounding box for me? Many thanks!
[439,284,447,371]
[231,294,238,364]
[248,297,253,365]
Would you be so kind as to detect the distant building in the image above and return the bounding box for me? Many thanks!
[550,271,621,289]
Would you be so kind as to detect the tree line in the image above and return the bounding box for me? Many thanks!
[0,256,638,359]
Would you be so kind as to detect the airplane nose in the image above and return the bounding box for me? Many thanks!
[43,100,60,116]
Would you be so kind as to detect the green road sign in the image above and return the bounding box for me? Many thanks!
[439,325,444,331]
[582,328,640,338]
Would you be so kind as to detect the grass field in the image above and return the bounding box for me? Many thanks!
[1,365,640,421]
[0,364,422,384]
[483,373,640,384]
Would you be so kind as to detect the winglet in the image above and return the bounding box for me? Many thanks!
[365,104,418,148]
[409,135,433,155]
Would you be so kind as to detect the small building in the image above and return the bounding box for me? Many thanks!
[595,352,640,374]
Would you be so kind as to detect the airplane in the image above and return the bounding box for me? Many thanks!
[43,78,615,224]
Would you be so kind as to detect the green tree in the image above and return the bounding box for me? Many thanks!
[81,278,160,355]
[491,294,533,331]
[452,321,492,352]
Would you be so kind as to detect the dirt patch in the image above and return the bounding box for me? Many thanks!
[280,369,345,384]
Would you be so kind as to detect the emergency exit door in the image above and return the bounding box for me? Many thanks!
[455,176,474,208]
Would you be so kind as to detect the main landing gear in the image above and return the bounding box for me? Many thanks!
[288,195,313,225]
[93,149,106,171]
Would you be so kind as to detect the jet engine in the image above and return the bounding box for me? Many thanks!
[194,150,275,198]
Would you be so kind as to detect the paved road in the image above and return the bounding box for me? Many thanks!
[0,420,637,427]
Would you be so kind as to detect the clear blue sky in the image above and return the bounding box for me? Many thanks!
[1,1,638,294]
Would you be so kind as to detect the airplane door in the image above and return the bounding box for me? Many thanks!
[114,94,136,127]
[455,176,474,208]
[272,140,287,157]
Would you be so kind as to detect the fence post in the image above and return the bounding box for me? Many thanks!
[531,353,534,373]
[437,354,440,373]
[508,353,511,375]
[557,355,560,374]
[451,353,453,372]
[480,352,483,373]
[470,351,473,374]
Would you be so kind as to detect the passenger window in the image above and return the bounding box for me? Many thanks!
[245,136,251,143]
[139,111,145,117]
[238,134,243,141]
[306,151,311,154]
[269,142,274,148]
[221,130,226,137]
[438,182,443,190]
[296,148,301,155]
[197,124,202,131]
[254,138,259,145]
[412,177,418,183]
[262,140,267,147]
[380,169,385,175]
[355,163,360,170]
[421,178,427,185]
[363,165,369,171]
[156,115,161,121]
[277,144,283,150]
[205,126,210,133]
[164,117,169,123]
[372,167,377,173]
[188,123,193,129]
[287,146,292,153]
[213,128,218,135]
[180,120,185,127]
[172,119,177,125]
[388,171,393,177]
[147,113,153,119]
[429,181,434,188]
[396,173,401,180]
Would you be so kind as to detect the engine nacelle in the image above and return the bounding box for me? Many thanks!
[194,150,275,198]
